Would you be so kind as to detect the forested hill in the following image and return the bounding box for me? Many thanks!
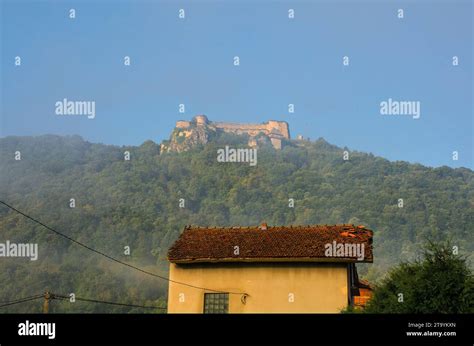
[0,134,473,312]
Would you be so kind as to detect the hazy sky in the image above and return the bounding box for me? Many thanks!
[1,0,472,168]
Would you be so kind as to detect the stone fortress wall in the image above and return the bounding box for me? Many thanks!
[176,120,191,128]
[176,115,290,149]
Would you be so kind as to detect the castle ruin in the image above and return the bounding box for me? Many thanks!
[175,115,290,150]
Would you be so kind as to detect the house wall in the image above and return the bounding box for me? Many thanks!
[354,287,373,308]
[167,262,348,313]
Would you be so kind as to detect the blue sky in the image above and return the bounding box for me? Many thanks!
[1,0,472,169]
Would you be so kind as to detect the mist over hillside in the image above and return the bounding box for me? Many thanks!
[0,134,473,312]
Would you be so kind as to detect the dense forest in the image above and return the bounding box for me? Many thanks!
[0,134,473,312]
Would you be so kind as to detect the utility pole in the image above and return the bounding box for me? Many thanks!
[43,291,51,313]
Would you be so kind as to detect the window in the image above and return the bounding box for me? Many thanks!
[203,293,229,314]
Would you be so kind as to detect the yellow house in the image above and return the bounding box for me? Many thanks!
[167,223,373,313]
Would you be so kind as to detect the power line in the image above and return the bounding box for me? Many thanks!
[0,293,44,304]
[52,293,167,310]
[0,200,245,295]
[0,294,43,308]
[0,292,166,311]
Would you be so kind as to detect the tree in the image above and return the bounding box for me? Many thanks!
[364,242,474,313]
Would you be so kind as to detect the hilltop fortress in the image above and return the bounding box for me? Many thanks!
[161,115,290,152]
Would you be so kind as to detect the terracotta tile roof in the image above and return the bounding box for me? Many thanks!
[168,224,373,263]
[357,279,374,290]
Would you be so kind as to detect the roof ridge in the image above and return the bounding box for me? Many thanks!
[184,224,369,230]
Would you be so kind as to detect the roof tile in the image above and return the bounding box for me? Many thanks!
[168,224,373,263]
